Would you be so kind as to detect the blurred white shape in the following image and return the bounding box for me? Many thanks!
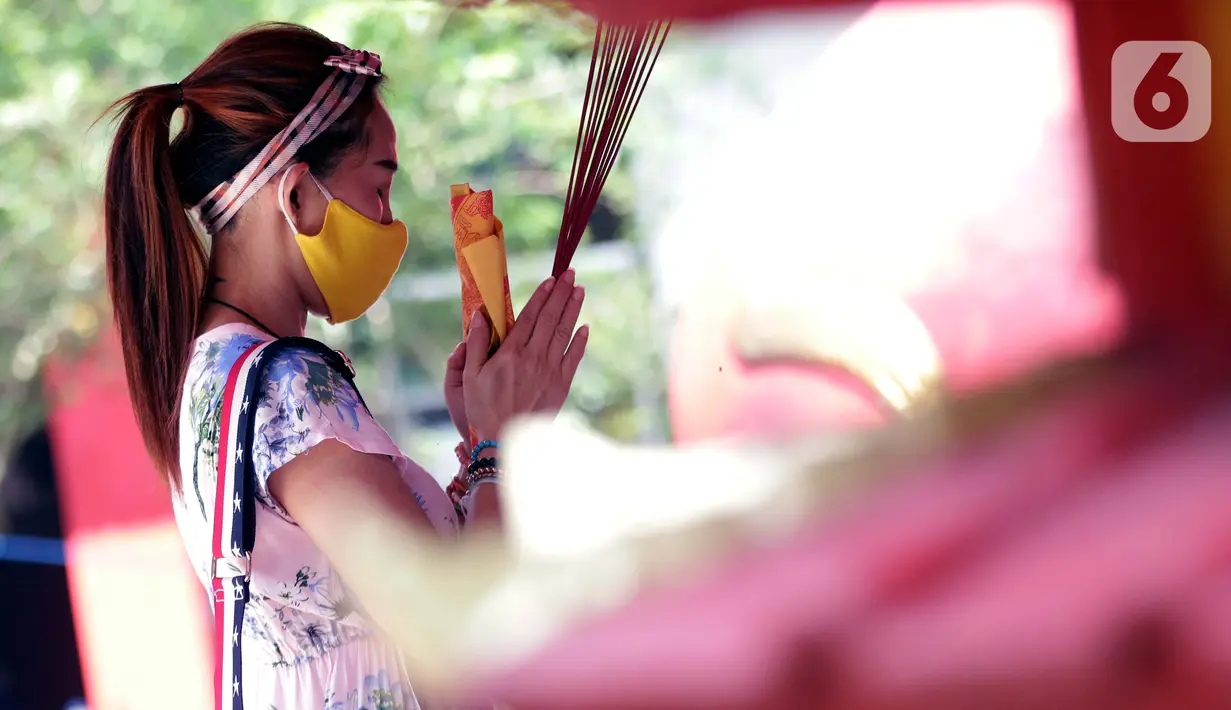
[654,0,1080,307]
[501,414,850,561]
[502,414,783,560]
[446,413,876,676]
[12,332,45,382]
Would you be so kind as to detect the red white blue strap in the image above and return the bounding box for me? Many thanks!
[208,336,381,710]
[190,46,382,235]
[211,340,274,710]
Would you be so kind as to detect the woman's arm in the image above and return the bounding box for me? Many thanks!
[464,482,502,526]
[268,439,511,692]
[268,440,436,621]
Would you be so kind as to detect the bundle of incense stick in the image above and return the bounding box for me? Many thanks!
[448,20,667,441]
[553,20,670,276]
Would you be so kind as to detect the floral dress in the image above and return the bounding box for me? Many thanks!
[172,323,460,710]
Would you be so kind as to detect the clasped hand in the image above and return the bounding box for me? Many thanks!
[443,269,588,441]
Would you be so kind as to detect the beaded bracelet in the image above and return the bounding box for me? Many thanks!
[471,439,499,462]
[448,461,501,528]
[448,460,502,502]
[467,456,498,475]
[454,441,473,467]
[468,463,500,485]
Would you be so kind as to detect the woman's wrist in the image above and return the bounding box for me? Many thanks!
[466,478,502,526]
[448,443,502,529]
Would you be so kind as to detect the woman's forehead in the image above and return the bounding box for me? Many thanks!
[336,104,397,174]
[367,102,397,158]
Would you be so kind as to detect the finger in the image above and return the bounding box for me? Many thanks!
[463,312,490,382]
[546,284,585,366]
[528,269,576,355]
[504,276,556,351]
[560,324,589,385]
[445,341,466,385]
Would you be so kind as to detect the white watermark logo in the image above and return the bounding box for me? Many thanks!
[1112,41,1211,142]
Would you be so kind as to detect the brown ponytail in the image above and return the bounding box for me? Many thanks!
[104,84,207,482]
[101,23,385,486]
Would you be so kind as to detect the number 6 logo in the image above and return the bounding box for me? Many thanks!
[1112,41,1211,143]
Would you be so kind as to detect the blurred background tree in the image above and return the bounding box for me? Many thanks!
[0,0,701,470]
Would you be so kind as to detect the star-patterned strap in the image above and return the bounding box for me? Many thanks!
[211,336,367,710]
[212,340,265,710]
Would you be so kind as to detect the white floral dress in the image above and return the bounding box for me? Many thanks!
[172,323,460,710]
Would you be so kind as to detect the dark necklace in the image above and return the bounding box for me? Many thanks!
[205,297,280,339]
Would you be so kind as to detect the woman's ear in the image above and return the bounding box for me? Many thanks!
[278,161,331,237]
[278,161,312,226]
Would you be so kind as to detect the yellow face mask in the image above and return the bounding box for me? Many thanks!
[279,168,409,324]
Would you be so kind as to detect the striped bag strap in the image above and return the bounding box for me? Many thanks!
[209,337,365,710]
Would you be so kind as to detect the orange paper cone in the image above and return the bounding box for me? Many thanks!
[451,183,517,446]
[451,183,516,348]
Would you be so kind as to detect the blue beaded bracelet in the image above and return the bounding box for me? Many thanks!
[471,439,499,462]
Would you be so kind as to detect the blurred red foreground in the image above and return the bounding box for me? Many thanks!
[476,1,1231,709]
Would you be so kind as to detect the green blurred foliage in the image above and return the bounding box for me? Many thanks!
[0,0,679,459]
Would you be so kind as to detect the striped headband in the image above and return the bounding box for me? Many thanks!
[189,45,382,235]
